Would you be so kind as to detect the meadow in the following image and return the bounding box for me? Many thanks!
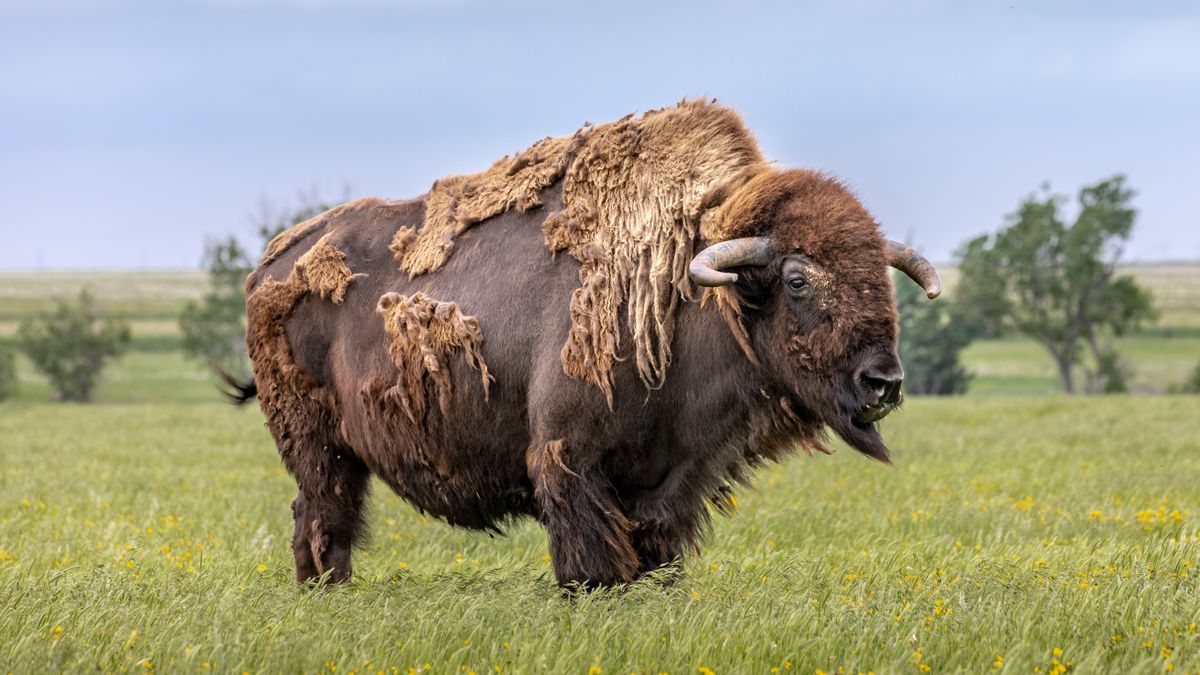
[1,267,1198,673]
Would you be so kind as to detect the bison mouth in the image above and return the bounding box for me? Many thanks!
[852,396,902,426]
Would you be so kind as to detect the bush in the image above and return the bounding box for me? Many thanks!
[895,273,975,395]
[0,346,16,402]
[16,289,131,402]
[1090,348,1130,394]
[1181,363,1200,394]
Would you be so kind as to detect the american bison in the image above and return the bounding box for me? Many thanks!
[228,100,941,588]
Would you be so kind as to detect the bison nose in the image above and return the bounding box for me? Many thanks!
[855,360,904,406]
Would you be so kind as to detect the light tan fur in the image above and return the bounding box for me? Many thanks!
[393,99,767,403]
[375,292,493,424]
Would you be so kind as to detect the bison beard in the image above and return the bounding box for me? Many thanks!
[239,99,936,589]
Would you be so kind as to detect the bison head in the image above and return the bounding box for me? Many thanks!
[690,169,941,462]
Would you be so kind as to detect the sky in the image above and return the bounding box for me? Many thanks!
[1,0,1198,269]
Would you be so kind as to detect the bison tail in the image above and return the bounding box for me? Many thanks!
[216,367,258,406]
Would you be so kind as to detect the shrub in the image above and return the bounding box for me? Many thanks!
[895,273,975,395]
[1182,363,1200,394]
[16,289,131,402]
[0,346,16,402]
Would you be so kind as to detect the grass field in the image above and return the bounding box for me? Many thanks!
[1,399,1197,673]
[1,268,1199,673]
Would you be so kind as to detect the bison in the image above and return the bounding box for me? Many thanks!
[228,100,941,588]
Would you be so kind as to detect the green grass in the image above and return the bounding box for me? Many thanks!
[1,398,1197,673]
[962,334,1200,395]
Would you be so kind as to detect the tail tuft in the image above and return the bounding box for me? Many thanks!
[216,367,257,406]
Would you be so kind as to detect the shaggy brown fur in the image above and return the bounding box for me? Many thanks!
[390,99,766,404]
[375,291,492,422]
[545,102,765,403]
[249,197,424,292]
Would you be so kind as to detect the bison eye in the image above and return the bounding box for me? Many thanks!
[787,276,810,294]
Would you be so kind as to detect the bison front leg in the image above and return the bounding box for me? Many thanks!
[526,439,639,589]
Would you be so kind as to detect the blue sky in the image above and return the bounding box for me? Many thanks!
[2,0,1197,268]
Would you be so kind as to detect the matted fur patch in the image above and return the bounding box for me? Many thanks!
[393,99,767,404]
[245,234,363,447]
[375,292,492,423]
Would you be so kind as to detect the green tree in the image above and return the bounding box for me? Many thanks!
[179,193,342,375]
[179,236,254,374]
[956,175,1156,394]
[16,289,131,402]
[0,346,16,402]
[895,272,976,395]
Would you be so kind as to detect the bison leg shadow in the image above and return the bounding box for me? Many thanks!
[527,439,640,589]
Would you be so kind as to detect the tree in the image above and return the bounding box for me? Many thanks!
[16,289,131,402]
[895,272,976,395]
[956,175,1156,394]
[179,236,253,374]
[0,346,16,402]
[179,192,343,375]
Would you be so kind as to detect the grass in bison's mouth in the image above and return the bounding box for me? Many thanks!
[852,399,902,426]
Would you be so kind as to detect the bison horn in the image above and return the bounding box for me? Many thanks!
[887,240,942,299]
[688,237,773,287]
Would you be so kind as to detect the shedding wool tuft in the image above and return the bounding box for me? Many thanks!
[375,292,493,424]
[246,234,362,369]
[389,132,587,277]
[249,198,385,290]
[393,99,767,403]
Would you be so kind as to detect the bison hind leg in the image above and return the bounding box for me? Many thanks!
[291,492,319,582]
[289,450,370,584]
